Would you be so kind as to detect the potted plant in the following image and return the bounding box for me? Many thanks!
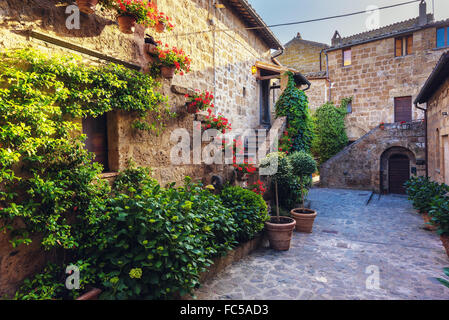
[288,151,318,233]
[260,153,296,251]
[201,112,231,134]
[379,122,385,130]
[76,0,98,14]
[114,0,158,34]
[154,12,174,33]
[429,193,449,258]
[151,41,191,78]
[185,90,214,114]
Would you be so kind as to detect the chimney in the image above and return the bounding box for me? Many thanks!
[331,30,342,46]
[297,32,302,39]
[419,0,428,26]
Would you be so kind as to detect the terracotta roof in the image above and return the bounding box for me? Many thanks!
[223,0,283,50]
[415,51,449,104]
[328,14,435,50]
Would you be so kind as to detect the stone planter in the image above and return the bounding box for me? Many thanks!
[290,208,317,233]
[117,15,137,34]
[441,235,449,258]
[76,288,101,300]
[160,65,176,79]
[76,0,98,14]
[265,217,296,251]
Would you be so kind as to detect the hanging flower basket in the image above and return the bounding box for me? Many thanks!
[117,14,137,34]
[76,0,98,14]
[160,65,176,79]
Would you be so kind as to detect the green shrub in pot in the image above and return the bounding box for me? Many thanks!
[220,186,270,243]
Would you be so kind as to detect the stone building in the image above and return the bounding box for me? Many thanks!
[277,33,329,111]
[415,51,449,185]
[0,0,300,297]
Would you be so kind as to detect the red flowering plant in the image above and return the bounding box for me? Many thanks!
[232,157,257,175]
[202,110,231,134]
[156,11,175,31]
[248,180,266,195]
[185,90,214,113]
[278,129,294,154]
[152,41,191,75]
[115,0,158,27]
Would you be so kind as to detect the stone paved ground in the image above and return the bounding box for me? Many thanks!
[194,188,449,300]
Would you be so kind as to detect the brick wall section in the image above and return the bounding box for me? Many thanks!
[427,77,449,184]
[0,0,274,297]
[305,78,329,113]
[327,27,449,140]
[320,121,426,192]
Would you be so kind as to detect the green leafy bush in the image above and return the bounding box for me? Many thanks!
[288,151,317,205]
[85,168,237,300]
[311,101,348,165]
[437,268,449,288]
[275,72,314,153]
[405,177,449,214]
[429,194,449,236]
[220,186,269,243]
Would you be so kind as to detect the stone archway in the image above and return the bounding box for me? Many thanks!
[380,147,416,194]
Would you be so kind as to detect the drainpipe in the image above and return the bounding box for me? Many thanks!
[324,50,331,101]
[415,102,428,178]
[271,47,284,62]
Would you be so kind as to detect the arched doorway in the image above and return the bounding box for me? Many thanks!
[388,154,410,194]
[380,147,416,194]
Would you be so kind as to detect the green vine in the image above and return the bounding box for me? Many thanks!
[0,48,173,249]
[275,72,314,153]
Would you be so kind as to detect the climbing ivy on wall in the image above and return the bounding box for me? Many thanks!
[0,48,173,249]
[275,72,314,153]
[311,100,349,165]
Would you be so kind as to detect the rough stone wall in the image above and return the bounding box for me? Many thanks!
[306,78,329,113]
[327,27,449,140]
[277,36,328,75]
[427,77,449,184]
[0,0,273,297]
[320,121,426,192]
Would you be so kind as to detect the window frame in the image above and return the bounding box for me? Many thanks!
[395,35,413,57]
[342,48,352,67]
[436,26,449,48]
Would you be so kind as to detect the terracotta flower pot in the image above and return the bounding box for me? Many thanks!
[290,208,317,233]
[422,212,437,231]
[441,235,449,258]
[160,65,176,79]
[76,288,102,300]
[265,217,296,251]
[155,22,166,33]
[76,0,98,14]
[117,15,137,34]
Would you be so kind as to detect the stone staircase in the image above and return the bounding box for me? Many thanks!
[319,121,426,192]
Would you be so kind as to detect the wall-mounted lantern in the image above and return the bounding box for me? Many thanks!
[251,65,258,75]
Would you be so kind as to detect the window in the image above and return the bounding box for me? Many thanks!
[343,48,352,66]
[395,35,413,57]
[394,96,412,123]
[437,27,448,48]
[82,114,109,172]
[347,101,352,113]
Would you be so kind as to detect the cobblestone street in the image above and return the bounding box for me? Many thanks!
[195,188,449,300]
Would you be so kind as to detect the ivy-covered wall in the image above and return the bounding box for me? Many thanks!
[0,0,273,297]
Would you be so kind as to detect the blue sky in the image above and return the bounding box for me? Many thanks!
[248,0,449,45]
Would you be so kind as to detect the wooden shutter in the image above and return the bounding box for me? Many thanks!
[406,36,413,55]
[395,38,403,57]
[394,97,412,122]
[82,114,109,172]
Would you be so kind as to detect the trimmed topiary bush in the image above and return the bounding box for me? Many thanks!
[220,186,270,243]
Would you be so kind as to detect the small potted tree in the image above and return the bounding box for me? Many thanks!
[260,153,296,251]
[288,151,318,233]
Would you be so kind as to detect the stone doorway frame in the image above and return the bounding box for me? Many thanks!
[380,146,416,194]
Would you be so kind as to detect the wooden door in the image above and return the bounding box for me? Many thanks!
[82,114,109,172]
[394,97,412,123]
[260,80,270,127]
[388,154,410,194]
